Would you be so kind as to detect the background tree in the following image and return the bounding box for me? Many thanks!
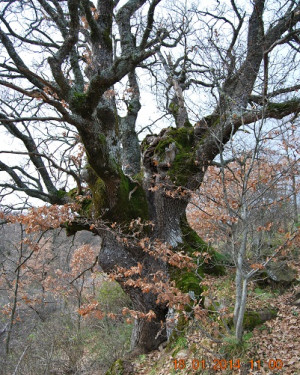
[276,120,300,227]
[0,222,133,374]
[0,0,299,353]
[188,121,299,342]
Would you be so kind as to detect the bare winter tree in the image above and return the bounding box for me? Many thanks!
[0,0,299,353]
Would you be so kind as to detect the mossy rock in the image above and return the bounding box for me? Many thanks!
[228,309,277,330]
[172,270,202,296]
[105,359,124,375]
[243,309,277,330]
[105,359,134,375]
[266,261,297,284]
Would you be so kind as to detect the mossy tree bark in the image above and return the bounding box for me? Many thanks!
[0,0,300,356]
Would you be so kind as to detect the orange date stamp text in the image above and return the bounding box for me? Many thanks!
[173,358,284,371]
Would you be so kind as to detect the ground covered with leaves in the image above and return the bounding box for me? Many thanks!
[132,261,300,375]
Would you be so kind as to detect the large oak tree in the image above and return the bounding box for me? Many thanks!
[0,0,299,353]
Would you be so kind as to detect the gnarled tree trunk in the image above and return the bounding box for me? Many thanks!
[1,0,300,357]
[96,161,192,352]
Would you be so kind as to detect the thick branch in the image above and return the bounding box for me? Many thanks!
[84,48,157,114]
[47,0,80,98]
[158,51,189,128]
[81,0,102,43]
[196,98,300,171]
[0,116,65,123]
[121,70,141,176]
[250,84,300,103]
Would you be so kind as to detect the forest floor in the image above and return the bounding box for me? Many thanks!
[132,260,300,375]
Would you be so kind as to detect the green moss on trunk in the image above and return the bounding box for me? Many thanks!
[56,189,67,199]
[154,127,194,157]
[267,99,299,113]
[87,166,149,223]
[180,217,226,276]
[70,91,92,117]
[170,218,225,310]
[106,172,149,222]
[154,127,199,186]
[169,152,199,186]
[90,177,107,217]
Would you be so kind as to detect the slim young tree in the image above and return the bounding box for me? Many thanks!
[189,122,299,343]
[0,0,299,352]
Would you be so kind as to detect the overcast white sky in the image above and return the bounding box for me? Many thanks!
[0,0,299,209]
